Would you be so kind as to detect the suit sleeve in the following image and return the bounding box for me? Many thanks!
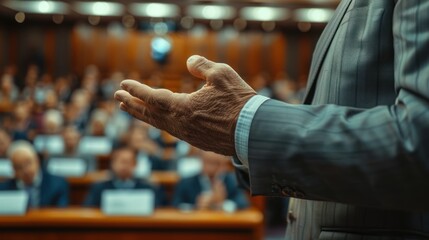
[244,0,429,211]
[171,179,188,208]
[56,178,69,207]
[84,183,102,207]
[153,185,166,207]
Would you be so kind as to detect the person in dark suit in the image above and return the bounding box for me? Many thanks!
[172,151,249,211]
[0,140,69,208]
[84,146,164,207]
[115,0,429,238]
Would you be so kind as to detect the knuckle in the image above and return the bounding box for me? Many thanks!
[210,64,233,80]
[214,64,228,74]
[207,67,224,80]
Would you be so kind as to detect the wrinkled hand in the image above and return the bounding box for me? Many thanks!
[114,55,256,156]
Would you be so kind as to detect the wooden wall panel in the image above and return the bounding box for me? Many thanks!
[270,34,287,81]
[8,31,17,67]
[44,29,55,75]
[298,34,312,86]
[0,24,322,91]
[246,32,263,79]
[225,34,240,72]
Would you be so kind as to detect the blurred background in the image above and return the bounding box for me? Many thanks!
[0,1,339,240]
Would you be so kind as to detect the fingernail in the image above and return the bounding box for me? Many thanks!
[120,80,130,90]
[114,92,123,101]
[187,55,199,64]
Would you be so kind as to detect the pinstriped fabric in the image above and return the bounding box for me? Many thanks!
[243,0,429,239]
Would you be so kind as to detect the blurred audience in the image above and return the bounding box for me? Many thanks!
[54,75,73,103]
[101,71,123,100]
[99,100,130,140]
[41,109,64,135]
[49,125,97,172]
[64,89,92,132]
[272,73,303,103]
[0,129,11,157]
[250,72,273,98]
[86,109,109,136]
[172,151,249,211]
[61,125,81,156]
[0,73,19,103]
[0,62,303,210]
[84,146,165,207]
[21,64,39,101]
[0,140,69,208]
[9,101,36,141]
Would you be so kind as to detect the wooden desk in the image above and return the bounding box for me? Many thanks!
[0,208,263,240]
[68,171,179,205]
[2,170,263,211]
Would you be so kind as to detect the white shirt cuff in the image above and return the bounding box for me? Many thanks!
[234,95,269,167]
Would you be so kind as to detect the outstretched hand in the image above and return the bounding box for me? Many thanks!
[114,55,256,156]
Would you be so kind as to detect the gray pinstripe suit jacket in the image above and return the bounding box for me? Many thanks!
[241,0,429,239]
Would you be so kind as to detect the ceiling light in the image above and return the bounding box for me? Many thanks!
[74,1,124,16]
[129,3,179,18]
[15,12,25,23]
[52,14,64,24]
[38,1,53,13]
[240,6,290,21]
[3,0,69,14]
[187,5,235,20]
[180,16,194,29]
[233,18,247,31]
[294,8,334,22]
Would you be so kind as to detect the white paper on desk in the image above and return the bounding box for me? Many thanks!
[47,158,87,177]
[0,158,14,177]
[0,191,28,215]
[101,189,154,216]
[34,135,65,154]
[177,157,202,178]
[78,136,112,155]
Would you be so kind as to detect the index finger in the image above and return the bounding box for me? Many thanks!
[120,79,173,110]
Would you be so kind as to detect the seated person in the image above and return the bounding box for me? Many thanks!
[172,151,249,211]
[47,125,97,172]
[0,129,11,157]
[0,140,69,208]
[84,146,164,207]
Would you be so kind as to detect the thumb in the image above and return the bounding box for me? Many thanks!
[187,55,246,88]
[186,55,217,81]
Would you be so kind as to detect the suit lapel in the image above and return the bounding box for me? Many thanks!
[303,0,353,104]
